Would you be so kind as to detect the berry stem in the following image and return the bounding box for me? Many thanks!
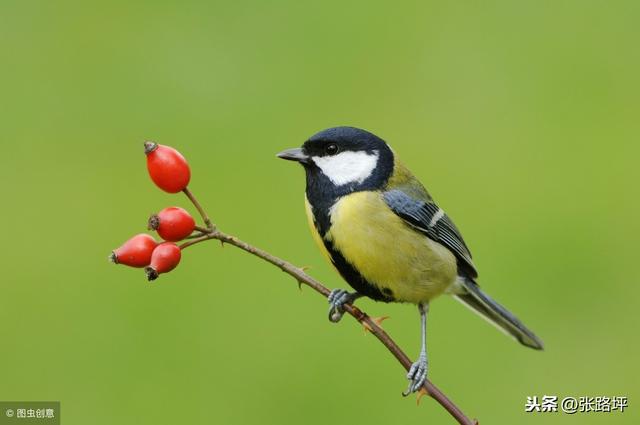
[183,187,215,231]
[179,232,217,249]
[183,232,207,240]
[194,225,210,233]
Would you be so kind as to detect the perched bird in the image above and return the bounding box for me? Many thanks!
[277,127,543,395]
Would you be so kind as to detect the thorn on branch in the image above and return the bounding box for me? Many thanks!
[363,316,390,333]
[416,387,429,405]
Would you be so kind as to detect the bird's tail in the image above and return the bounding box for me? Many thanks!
[453,278,544,350]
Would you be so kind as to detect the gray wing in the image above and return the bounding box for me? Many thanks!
[383,189,477,278]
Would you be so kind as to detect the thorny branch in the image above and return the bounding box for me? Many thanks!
[180,190,479,425]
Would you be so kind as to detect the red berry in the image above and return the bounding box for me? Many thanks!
[110,234,158,268]
[145,242,182,281]
[144,142,191,193]
[148,207,195,242]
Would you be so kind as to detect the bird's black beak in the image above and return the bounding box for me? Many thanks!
[276,147,310,164]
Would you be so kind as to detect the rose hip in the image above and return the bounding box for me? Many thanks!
[148,207,196,242]
[145,242,182,281]
[110,234,158,268]
[144,142,191,193]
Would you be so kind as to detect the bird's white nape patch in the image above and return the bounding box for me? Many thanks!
[312,150,379,186]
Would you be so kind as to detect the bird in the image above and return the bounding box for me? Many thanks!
[277,126,543,395]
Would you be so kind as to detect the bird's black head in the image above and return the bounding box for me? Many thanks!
[277,126,395,198]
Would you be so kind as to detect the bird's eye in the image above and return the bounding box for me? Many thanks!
[325,143,339,155]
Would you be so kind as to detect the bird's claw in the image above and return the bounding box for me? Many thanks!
[328,289,355,323]
[403,356,428,396]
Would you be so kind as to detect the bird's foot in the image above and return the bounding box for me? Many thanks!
[402,355,428,396]
[328,289,357,323]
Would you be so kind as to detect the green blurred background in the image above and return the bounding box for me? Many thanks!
[1,1,638,423]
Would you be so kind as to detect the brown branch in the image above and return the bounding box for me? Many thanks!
[181,191,478,425]
[183,187,214,230]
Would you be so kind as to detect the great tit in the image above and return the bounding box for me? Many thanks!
[278,126,543,395]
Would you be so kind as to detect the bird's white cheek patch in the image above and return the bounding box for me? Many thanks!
[312,151,379,186]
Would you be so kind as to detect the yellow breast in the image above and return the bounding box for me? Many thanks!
[307,191,458,303]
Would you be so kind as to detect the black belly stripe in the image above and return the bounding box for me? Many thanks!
[322,239,394,303]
